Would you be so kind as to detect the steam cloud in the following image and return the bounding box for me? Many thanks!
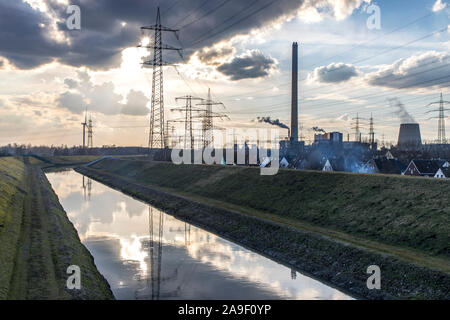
[388,98,416,124]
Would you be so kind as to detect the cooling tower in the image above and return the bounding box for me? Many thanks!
[397,123,422,150]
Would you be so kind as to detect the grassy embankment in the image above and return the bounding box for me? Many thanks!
[77,158,450,299]
[32,155,100,169]
[90,159,449,262]
[0,157,113,299]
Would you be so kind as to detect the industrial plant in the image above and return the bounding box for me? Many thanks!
[2,13,449,179]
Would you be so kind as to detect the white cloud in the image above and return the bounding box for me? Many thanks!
[121,90,149,116]
[365,51,450,89]
[309,62,359,83]
[58,71,149,115]
[432,0,447,12]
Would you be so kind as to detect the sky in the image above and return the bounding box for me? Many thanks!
[0,0,449,147]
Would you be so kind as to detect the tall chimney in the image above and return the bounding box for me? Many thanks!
[291,42,298,143]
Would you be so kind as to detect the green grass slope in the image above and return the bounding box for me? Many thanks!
[91,159,450,262]
[0,157,27,299]
[0,157,113,299]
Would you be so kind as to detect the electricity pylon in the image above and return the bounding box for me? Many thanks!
[425,93,450,143]
[351,113,361,142]
[173,95,203,149]
[87,115,93,148]
[196,88,227,148]
[140,7,181,149]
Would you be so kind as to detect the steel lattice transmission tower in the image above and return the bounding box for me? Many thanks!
[174,95,203,149]
[352,113,361,142]
[140,7,181,149]
[425,93,450,144]
[87,115,93,148]
[197,88,225,148]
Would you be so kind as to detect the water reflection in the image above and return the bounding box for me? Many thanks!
[46,170,353,300]
[82,176,92,201]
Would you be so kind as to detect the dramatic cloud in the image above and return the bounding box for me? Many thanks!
[365,51,450,89]
[432,0,447,12]
[121,90,149,116]
[217,50,276,81]
[196,45,236,65]
[311,62,359,83]
[0,0,370,70]
[57,71,148,115]
[57,91,85,114]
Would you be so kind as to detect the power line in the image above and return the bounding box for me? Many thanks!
[178,0,234,30]
[210,24,448,102]
[224,67,450,117]
[221,55,450,102]
[173,0,211,28]
[188,0,281,46]
[305,11,436,69]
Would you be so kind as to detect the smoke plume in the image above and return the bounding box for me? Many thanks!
[312,127,326,133]
[388,98,416,124]
[257,117,290,131]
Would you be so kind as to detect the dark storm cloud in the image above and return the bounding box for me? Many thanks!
[0,0,367,70]
[311,62,359,83]
[217,50,276,80]
[0,0,64,69]
[197,45,235,65]
[365,51,450,89]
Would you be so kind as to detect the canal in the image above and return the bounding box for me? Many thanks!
[46,169,353,300]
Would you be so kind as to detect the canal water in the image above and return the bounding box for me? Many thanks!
[46,169,352,300]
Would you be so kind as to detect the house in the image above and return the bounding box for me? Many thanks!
[385,151,395,160]
[434,167,450,179]
[403,160,442,177]
[280,157,289,168]
[322,159,333,172]
[364,158,407,175]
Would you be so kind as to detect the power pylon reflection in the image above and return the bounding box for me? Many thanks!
[135,207,183,300]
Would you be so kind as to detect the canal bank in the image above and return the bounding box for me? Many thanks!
[47,169,353,300]
[75,159,450,300]
[0,157,113,299]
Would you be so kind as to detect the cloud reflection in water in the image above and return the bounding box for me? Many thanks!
[46,170,352,300]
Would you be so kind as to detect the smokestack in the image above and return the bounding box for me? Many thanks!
[291,42,298,143]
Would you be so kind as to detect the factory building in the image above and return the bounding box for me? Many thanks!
[313,132,344,145]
